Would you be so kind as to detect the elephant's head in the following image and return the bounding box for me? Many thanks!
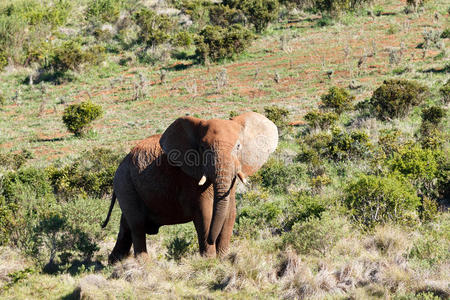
[160,112,278,245]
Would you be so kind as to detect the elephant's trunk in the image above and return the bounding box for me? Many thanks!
[207,161,234,245]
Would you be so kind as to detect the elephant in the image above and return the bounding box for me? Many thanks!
[101,112,278,263]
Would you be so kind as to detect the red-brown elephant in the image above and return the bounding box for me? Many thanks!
[102,112,278,263]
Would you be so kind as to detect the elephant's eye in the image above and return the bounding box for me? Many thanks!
[236,142,241,150]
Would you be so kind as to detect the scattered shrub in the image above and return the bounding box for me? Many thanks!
[47,148,122,199]
[50,40,105,72]
[264,105,290,128]
[439,79,449,104]
[209,4,245,27]
[378,129,405,157]
[387,144,445,199]
[323,128,372,161]
[195,24,254,62]
[134,8,174,48]
[284,194,326,231]
[304,110,338,130]
[283,211,351,256]
[224,0,280,32]
[172,31,193,48]
[62,101,103,136]
[370,79,429,120]
[343,174,420,229]
[0,50,7,70]
[320,86,355,114]
[421,106,445,126]
[86,0,122,23]
[0,149,32,171]
[441,28,449,39]
[253,158,305,193]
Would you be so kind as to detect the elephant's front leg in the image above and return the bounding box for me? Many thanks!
[215,187,236,257]
[193,189,216,257]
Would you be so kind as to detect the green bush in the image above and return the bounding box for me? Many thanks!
[62,101,103,136]
[49,40,105,72]
[209,4,244,27]
[86,0,122,23]
[283,211,351,256]
[224,0,280,32]
[284,194,326,231]
[327,128,371,161]
[343,174,420,229]
[134,8,174,48]
[0,49,7,71]
[195,24,253,62]
[370,79,429,120]
[441,28,450,39]
[253,158,305,193]
[304,110,338,130]
[47,148,122,199]
[439,79,449,104]
[421,106,446,125]
[264,105,290,128]
[320,86,355,114]
[172,31,194,48]
[0,149,32,171]
[378,129,405,157]
[387,144,446,199]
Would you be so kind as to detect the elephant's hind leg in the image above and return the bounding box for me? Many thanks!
[109,214,132,264]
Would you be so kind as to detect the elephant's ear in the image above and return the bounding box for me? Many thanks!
[231,112,278,176]
[160,116,204,180]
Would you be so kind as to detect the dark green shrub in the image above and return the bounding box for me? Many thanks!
[172,31,193,48]
[283,211,351,256]
[421,106,446,125]
[378,129,405,157]
[439,79,449,104]
[284,194,326,231]
[253,158,305,193]
[370,79,429,120]
[0,149,32,171]
[50,40,105,72]
[195,24,254,62]
[238,201,284,235]
[0,91,5,106]
[47,148,122,199]
[441,28,450,39]
[86,0,122,23]
[134,8,174,48]
[325,128,372,161]
[176,0,212,27]
[62,101,103,136]
[224,0,280,32]
[32,210,99,269]
[320,86,355,114]
[304,110,338,130]
[0,50,7,71]
[209,4,245,27]
[264,105,290,128]
[343,174,420,229]
[387,144,445,199]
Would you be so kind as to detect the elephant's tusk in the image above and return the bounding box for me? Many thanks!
[198,175,207,186]
[237,171,248,185]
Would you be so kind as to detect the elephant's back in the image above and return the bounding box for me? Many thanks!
[129,134,163,172]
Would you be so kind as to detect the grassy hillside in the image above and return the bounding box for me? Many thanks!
[0,0,449,298]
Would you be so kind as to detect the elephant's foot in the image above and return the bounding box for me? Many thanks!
[200,244,217,257]
[216,246,230,258]
[135,252,151,265]
[108,249,131,264]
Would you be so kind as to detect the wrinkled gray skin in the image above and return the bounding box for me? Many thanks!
[102,112,278,263]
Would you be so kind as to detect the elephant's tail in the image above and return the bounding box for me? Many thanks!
[101,192,116,228]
